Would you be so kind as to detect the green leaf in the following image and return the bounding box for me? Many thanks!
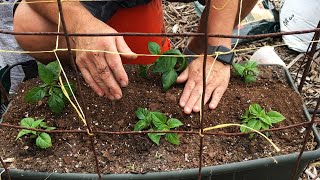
[244,74,256,83]
[151,112,167,127]
[246,61,258,69]
[139,65,149,78]
[148,132,161,145]
[39,122,48,128]
[45,127,56,131]
[38,63,55,84]
[249,104,263,116]
[134,120,148,131]
[162,69,178,91]
[32,119,44,128]
[261,122,270,130]
[148,42,161,55]
[135,108,149,120]
[20,118,34,127]
[167,118,183,128]
[63,83,76,96]
[240,124,250,133]
[163,49,183,56]
[267,111,285,123]
[153,56,177,73]
[165,133,179,145]
[259,113,272,126]
[233,63,245,76]
[24,87,46,103]
[241,110,249,120]
[16,130,32,139]
[48,91,65,113]
[46,61,61,81]
[36,133,52,149]
[247,119,262,131]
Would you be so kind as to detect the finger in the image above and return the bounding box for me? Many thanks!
[176,67,189,83]
[183,83,203,114]
[104,41,129,87]
[116,36,137,60]
[179,79,195,108]
[77,59,104,97]
[209,86,227,110]
[192,84,216,112]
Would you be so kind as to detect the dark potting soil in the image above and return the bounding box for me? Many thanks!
[0,65,316,174]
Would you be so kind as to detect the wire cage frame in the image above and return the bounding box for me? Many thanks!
[0,0,320,180]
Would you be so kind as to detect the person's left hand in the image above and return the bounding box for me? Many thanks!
[176,56,231,114]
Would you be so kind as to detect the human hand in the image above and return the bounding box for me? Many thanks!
[74,21,137,100]
[176,57,230,114]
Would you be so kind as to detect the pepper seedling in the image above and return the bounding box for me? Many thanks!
[16,117,55,149]
[233,61,259,83]
[24,61,75,114]
[133,108,183,145]
[139,42,187,91]
[240,104,285,138]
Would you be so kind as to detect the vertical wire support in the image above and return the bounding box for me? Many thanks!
[55,0,102,179]
[197,0,212,179]
[298,21,320,92]
[0,82,9,105]
[290,96,320,180]
[0,157,11,180]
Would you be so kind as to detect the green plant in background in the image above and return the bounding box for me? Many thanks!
[139,42,187,91]
[24,61,75,114]
[240,104,285,138]
[134,107,183,145]
[233,61,259,83]
[16,117,55,149]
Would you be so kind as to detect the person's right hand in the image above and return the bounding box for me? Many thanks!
[74,20,137,100]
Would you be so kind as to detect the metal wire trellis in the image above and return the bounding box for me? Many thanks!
[1,0,320,180]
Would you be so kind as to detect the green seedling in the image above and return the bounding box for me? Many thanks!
[133,107,183,145]
[139,42,187,91]
[240,104,285,138]
[24,61,75,114]
[233,61,259,83]
[16,117,55,149]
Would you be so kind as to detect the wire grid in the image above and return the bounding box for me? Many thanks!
[0,1,320,180]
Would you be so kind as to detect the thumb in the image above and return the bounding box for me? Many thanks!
[116,36,137,60]
[176,67,189,83]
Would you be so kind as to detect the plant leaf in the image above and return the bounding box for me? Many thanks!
[165,133,179,145]
[167,118,183,128]
[148,132,161,145]
[38,63,55,84]
[148,42,161,55]
[261,122,270,130]
[267,111,285,123]
[139,65,149,78]
[249,104,263,116]
[233,63,245,76]
[244,74,256,83]
[134,120,148,131]
[48,91,65,113]
[45,127,56,131]
[32,119,44,128]
[46,61,61,81]
[63,83,76,96]
[20,118,34,127]
[36,132,52,149]
[240,124,250,133]
[153,56,177,73]
[151,112,167,127]
[247,119,262,131]
[259,113,273,126]
[241,110,249,120]
[135,108,149,120]
[162,69,178,91]
[24,87,46,103]
[16,130,32,139]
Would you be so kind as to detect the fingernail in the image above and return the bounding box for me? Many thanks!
[108,95,115,100]
[121,80,127,87]
[209,103,215,109]
[180,101,185,107]
[184,107,191,114]
[98,92,104,97]
[194,106,199,112]
[114,94,121,100]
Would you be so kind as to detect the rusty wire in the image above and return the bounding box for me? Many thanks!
[1,1,320,179]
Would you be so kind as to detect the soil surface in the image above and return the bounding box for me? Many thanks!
[0,65,316,174]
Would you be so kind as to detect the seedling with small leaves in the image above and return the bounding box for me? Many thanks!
[16,117,55,149]
[133,108,183,145]
[240,104,285,138]
[233,61,259,83]
[24,61,75,114]
[139,42,187,91]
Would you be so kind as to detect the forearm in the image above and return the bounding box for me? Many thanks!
[26,1,96,33]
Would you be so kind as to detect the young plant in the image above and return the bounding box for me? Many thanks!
[140,42,187,91]
[133,108,183,145]
[24,61,75,114]
[240,104,285,137]
[16,117,55,149]
[233,61,259,83]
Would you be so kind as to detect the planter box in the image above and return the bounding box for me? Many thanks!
[1,65,320,180]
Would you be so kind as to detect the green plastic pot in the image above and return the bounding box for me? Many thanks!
[1,65,320,180]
